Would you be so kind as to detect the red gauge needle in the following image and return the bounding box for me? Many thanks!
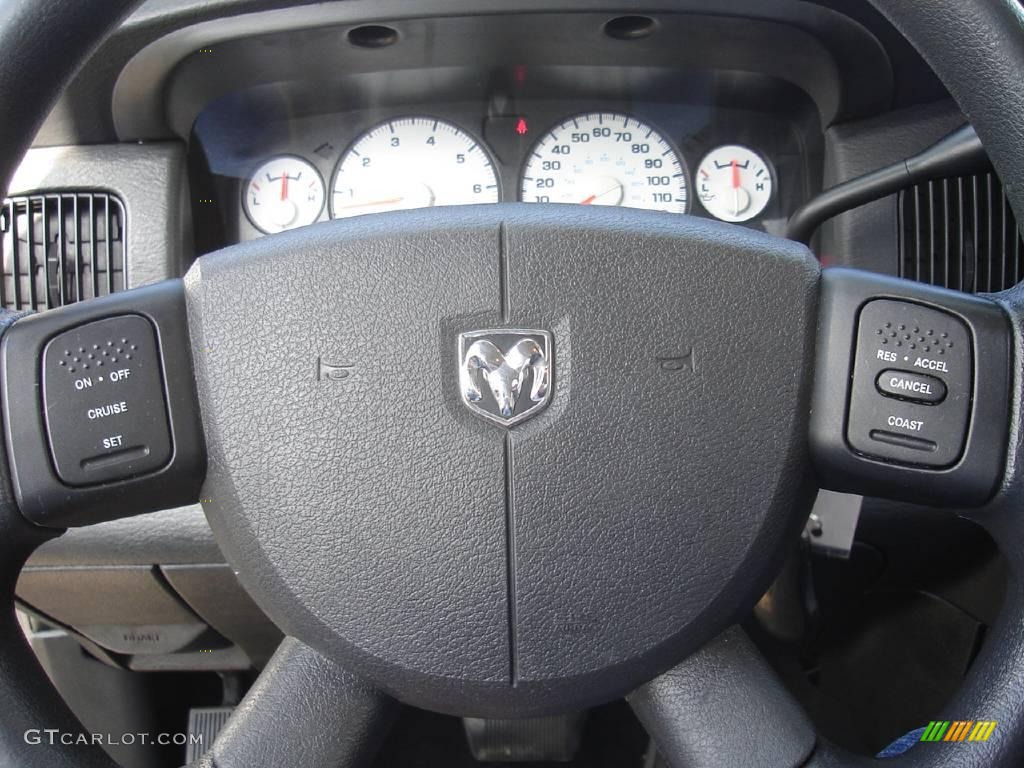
[731,160,741,189]
[335,196,405,210]
[580,183,622,205]
[280,175,289,201]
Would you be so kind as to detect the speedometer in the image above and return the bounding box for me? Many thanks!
[332,117,499,218]
[520,112,688,213]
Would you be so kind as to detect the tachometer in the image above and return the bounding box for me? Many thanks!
[332,117,500,218]
[243,155,325,234]
[520,112,687,213]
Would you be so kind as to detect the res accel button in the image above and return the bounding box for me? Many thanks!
[875,369,947,404]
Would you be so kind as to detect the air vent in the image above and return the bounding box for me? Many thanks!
[898,173,1023,293]
[0,192,126,311]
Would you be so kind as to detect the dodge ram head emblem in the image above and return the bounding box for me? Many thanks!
[458,329,552,426]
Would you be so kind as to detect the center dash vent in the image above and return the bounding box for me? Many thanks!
[0,192,126,311]
[898,173,1023,293]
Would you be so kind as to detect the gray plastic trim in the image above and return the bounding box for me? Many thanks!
[111,0,892,140]
[818,99,966,272]
[9,143,191,289]
[25,505,220,567]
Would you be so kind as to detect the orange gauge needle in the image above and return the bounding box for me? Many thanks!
[579,184,622,205]
[731,160,741,189]
[334,197,405,210]
[281,174,289,201]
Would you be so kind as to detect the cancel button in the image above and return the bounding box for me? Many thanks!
[876,369,947,405]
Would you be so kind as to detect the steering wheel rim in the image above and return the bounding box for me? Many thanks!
[1,1,1023,767]
[806,2,1024,766]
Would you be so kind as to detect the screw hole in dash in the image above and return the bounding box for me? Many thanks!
[347,25,399,49]
[603,15,658,41]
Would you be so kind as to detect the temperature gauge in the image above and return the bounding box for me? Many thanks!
[243,156,325,234]
[696,145,773,223]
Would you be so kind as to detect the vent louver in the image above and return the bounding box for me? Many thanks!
[898,173,1023,293]
[0,192,126,311]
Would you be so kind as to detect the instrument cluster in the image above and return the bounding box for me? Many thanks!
[238,111,776,236]
[191,93,815,246]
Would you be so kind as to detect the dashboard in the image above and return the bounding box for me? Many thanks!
[9,0,974,700]
[7,4,1020,765]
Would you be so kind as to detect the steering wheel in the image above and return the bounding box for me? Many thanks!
[2,1,1024,767]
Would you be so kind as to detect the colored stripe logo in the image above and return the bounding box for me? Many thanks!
[920,721,997,742]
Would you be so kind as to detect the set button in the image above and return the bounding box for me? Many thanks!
[875,369,947,404]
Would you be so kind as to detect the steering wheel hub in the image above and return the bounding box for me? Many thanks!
[184,204,819,714]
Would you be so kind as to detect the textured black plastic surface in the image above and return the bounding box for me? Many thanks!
[819,101,966,274]
[26,505,220,566]
[810,268,1010,506]
[186,203,819,716]
[502,210,818,698]
[110,0,893,143]
[787,125,987,245]
[803,267,1024,768]
[0,0,137,194]
[162,564,283,667]
[189,207,513,709]
[629,627,815,768]
[869,1,1024,231]
[1,280,206,527]
[0,0,1019,765]
[190,637,397,768]
[0,310,118,768]
[9,143,193,288]
[0,2,145,758]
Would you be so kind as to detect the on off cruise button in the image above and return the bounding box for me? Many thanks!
[876,369,947,404]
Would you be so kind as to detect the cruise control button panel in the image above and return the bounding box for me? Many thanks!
[847,299,971,468]
[1,280,206,527]
[810,269,1010,506]
[42,315,172,486]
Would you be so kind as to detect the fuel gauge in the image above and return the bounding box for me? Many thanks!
[243,156,325,234]
[696,145,773,223]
